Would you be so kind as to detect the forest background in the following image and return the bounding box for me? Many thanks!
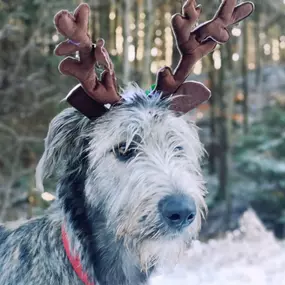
[1,0,285,240]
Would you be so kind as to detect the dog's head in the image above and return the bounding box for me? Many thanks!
[36,84,207,270]
[46,0,254,269]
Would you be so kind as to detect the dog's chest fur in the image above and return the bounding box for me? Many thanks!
[0,217,79,285]
[0,215,150,285]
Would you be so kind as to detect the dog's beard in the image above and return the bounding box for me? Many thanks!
[116,214,202,273]
[136,233,190,273]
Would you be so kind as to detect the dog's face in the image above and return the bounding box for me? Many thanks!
[36,85,207,271]
[84,86,207,269]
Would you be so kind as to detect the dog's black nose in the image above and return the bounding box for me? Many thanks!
[159,195,196,230]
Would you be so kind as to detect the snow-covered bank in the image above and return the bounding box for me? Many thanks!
[151,209,285,285]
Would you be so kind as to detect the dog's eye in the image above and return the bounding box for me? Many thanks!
[114,143,137,161]
[174,146,183,152]
[174,146,184,157]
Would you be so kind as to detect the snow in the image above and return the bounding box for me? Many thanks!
[151,209,285,285]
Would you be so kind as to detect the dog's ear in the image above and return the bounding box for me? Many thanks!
[35,108,92,192]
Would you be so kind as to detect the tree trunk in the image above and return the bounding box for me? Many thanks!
[242,22,249,134]
[134,0,143,84]
[122,0,131,83]
[142,0,154,88]
[225,42,235,228]
[100,1,111,46]
[171,2,181,71]
[208,55,217,175]
[109,1,116,51]
[90,0,100,42]
[216,46,229,203]
[254,5,261,86]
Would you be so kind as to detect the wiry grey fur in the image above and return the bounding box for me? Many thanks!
[0,84,207,285]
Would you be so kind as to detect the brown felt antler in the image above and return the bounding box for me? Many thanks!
[54,0,254,119]
[153,0,254,113]
[54,4,120,119]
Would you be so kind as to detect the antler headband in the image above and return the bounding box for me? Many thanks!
[54,0,254,120]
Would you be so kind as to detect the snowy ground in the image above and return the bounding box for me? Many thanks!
[151,209,285,285]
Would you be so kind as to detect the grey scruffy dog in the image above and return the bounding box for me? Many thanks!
[0,0,254,283]
[0,85,207,285]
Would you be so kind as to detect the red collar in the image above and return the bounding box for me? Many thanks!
[61,225,95,285]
